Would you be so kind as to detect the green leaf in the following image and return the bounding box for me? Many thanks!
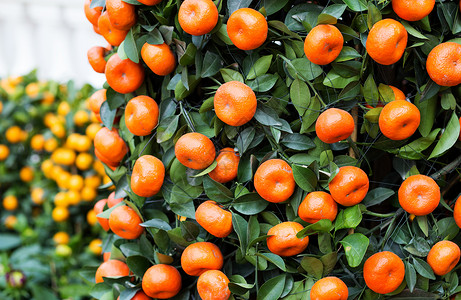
[335,205,363,230]
[367,3,382,29]
[292,164,317,192]
[363,74,379,106]
[0,234,21,250]
[254,104,282,126]
[301,256,323,279]
[156,115,179,143]
[247,55,273,80]
[396,129,440,160]
[201,52,222,78]
[232,193,269,215]
[179,43,196,66]
[405,261,417,293]
[100,101,117,130]
[257,275,286,300]
[262,0,290,15]
[247,74,278,92]
[140,219,172,230]
[401,21,428,40]
[335,46,361,62]
[281,134,315,151]
[436,217,460,240]
[416,216,429,237]
[123,28,139,63]
[290,79,310,116]
[429,112,460,159]
[203,176,233,203]
[106,87,126,110]
[362,188,395,207]
[228,0,252,15]
[232,213,248,255]
[126,255,150,277]
[416,94,437,137]
[297,219,333,238]
[323,70,359,89]
[320,252,338,276]
[342,0,367,12]
[236,127,256,154]
[220,69,244,83]
[317,4,347,25]
[339,233,369,267]
[412,257,436,280]
[286,58,323,81]
[257,253,286,271]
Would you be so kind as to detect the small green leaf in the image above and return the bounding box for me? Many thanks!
[339,233,369,267]
[290,79,310,116]
[100,101,117,130]
[317,4,347,25]
[203,176,233,203]
[247,55,273,80]
[220,69,244,83]
[297,219,333,238]
[257,275,286,300]
[257,253,286,271]
[140,219,172,230]
[412,257,436,280]
[292,164,317,192]
[201,51,222,78]
[301,256,323,279]
[232,193,269,215]
[405,261,417,293]
[429,112,460,159]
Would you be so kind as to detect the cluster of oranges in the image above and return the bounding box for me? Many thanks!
[80,0,461,299]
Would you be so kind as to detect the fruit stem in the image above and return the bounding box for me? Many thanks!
[179,101,196,132]
[430,154,461,180]
[348,105,358,158]
[364,211,395,218]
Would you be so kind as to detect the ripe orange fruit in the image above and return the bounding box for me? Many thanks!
[76,152,94,170]
[426,42,461,87]
[304,25,344,65]
[86,123,102,140]
[315,108,354,144]
[142,264,182,299]
[427,240,460,276]
[208,148,240,183]
[3,195,18,211]
[0,144,9,161]
[5,215,17,230]
[52,206,70,222]
[68,175,84,191]
[227,8,268,50]
[94,199,110,231]
[52,148,76,166]
[20,166,34,182]
[254,159,295,203]
[392,0,435,21]
[94,127,128,168]
[89,238,103,255]
[58,101,70,116]
[105,53,145,94]
[98,11,129,46]
[214,81,257,127]
[379,100,420,140]
[108,192,123,208]
[298,191,338,224]
[106,0,137,30]
[81,187,97,202]
[125,96,159,136]
[267,221,308,257]
[6,126,26,144]
[53,232,70,245]
[84,0,102,26]
[74,110,90,126]
[138,0,162,4]
[197,270,231,300]
[178,0,218,36]
[390,85,406,101]
[366,19,408,65]
[87,46,109,73]
[31,187,45,205]
[141,43,176,76]
[88,89,106,123]
[87,209,98,226]
[117,291,150,300]
[329,166,369,206]
[398,174,440,216]
[30,134,45,151]
[95,260,130,283]
[454,196,461,228]
[310,276,348,300]
[195,201,233,238]
[103,252,111,261]
[44,138,59,152]
[181,242,223,276]
[109,205,144,239]
[131,155,165,197]
[363,251,405,294]
[175,132,216,170]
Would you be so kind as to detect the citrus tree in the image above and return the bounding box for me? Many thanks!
[83,0,461,299]
[0,72,107,299]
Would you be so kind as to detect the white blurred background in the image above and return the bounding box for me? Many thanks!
[0,0,107,87]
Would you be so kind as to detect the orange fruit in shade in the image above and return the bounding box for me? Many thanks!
[109,205,144,239]
[4,215,17,230]
[181,242,224,276]
[366,19,408,65]
[108,192,124,208]
[0,144,9,161]
[105,53,145,94]
[310,276,348,300]
[454,196,461,228]
[52,206,70,222]
[131,155,165,197]
[30,134,45,151]
[227,8,268,50]
[378,100,420,140]
[20,166,34,182]
[3,195,18,211]
[84,0,102,26]
[106,0,137,30]
[392,0,435,21]
[141,43,176,76]
[363,251,405,294]
[87,46,109,73]
[267,221,308,257]
[95,260,130,283]
[329,166,369,206]
[175,132,216,170]
[98,11,129,47]
[214,81,257,127]
[427,240,461,276]
[390,85,406,101]
[87,209,98,226]
[197,270,231,300]
[195,201,233,238]
[88,89,106,123]
[89,239,103,255]
[178,0,218,36]
[315,108,355,144]
[94,127,128,168]
[208,148,240,183]
[94,199,110,231]
[426,42,461,87]
[298,191,338,224]
[138,0,162,5]
[117,291,151,300]
[142,264,182,299]
[125,96,159,136]
[53,232,70,245]
[398,174,440,216]
[254,159,295,203]
[31,187,45,205]
[304,25,344,65]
